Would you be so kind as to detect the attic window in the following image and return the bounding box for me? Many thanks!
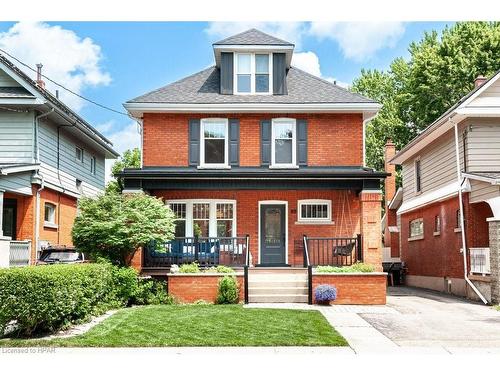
[234,53,272,94]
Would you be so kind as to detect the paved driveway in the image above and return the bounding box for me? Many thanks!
[361,287,500,349]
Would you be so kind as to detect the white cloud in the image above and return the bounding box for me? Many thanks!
[309,22,405,61]
[292,51,350,89]
[98,121,141,183]
[205,22,306,49]
[0,21,111,111]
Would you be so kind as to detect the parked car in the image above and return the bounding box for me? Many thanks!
[36,246,85,265]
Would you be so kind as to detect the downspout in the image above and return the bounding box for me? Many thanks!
[452,117,488,304]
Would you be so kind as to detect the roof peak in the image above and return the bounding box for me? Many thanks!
[213,28,294,46]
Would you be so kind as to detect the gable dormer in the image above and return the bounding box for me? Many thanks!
[213,29,294,96]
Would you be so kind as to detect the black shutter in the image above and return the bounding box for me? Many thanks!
[297,119,308,166]
[220,52,234,95]
[188,119,200,166]
[273,53,287,95]
[229,119,240,166]
[260,120,271,166]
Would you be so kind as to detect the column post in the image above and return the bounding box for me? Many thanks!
[488,218,500,304]
[360,189,383,271]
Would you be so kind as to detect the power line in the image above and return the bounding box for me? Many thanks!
[0,47,130,117]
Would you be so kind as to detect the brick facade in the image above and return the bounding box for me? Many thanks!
[360,191,383,271]
[312,273,387,304]
[142,113,363,167]
[167,274,245,303]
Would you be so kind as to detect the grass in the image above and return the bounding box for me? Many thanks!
[0,305,347,347]
[495,305,500,311]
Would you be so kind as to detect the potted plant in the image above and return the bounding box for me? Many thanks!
[314,284,337,305]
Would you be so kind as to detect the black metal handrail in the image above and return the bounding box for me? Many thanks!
[303,235,312,305]
[303,235,362,267]
[244,234,250,304]
[144,236,249,268]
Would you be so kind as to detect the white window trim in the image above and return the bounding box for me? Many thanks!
[199,118,229,169]
[297,199,332,223]
[233,52,273,95]
[90,156,96,175]
[414,157,422,194]
[44,202,57,228]
[166,199,236,238]
[75,146,84,163]
[271,118,297,168]
[258,200,288,265]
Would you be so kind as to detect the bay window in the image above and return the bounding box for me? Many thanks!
[272,118,296,167]
[167,200,236,238]
[234,53,272,94]
[200,118,228,167]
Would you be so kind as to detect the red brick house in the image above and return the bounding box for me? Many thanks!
[388,72,500,304]
[119,29,387,303]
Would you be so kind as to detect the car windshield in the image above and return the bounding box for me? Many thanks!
[41,251,80,261]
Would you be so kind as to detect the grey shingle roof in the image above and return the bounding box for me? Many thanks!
[213,28,294,46]
[0,86,34,98]
[128,66,376,104]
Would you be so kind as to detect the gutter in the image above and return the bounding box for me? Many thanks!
[451,116,488,304]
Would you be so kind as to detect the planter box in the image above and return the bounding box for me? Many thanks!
[312,272,387,305]
[167,273,245,303]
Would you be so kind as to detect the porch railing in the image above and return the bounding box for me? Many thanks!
[9,240,31,267]
[302,234,362,267]
[469,247,490,275]
[144,236,249,268]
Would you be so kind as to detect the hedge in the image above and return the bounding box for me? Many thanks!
[0,263,136,336]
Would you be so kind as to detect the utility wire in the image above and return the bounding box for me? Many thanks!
[0,47,130,117]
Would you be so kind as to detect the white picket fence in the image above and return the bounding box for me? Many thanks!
[9,240,31,267]
[469,247,490,275]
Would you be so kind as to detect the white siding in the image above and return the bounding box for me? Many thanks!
[0,110,34,163]
[470,179,500,203]
[468,79,500,108]
[402,128,465,202]
[0,70,19,87]
[464,120,500,172]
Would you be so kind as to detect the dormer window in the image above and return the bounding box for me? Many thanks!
[234,53,272,94]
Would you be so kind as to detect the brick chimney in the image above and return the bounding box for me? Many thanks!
[474,75,487,89]
[384,139,396,208]
[36,63,45,89]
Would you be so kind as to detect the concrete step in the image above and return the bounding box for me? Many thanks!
[248,276,308,283]
[250,268,307,274]
[248,294,308,303]
[248,280,308,288]
[249,286,308,295]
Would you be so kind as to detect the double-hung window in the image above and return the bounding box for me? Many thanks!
[409,218,424,239]
[298,200,332,223]
[44,202,57,228]
[235,53,271,94]
[272,118,296,167]
[200,118,228,167]
[167,200,236,238]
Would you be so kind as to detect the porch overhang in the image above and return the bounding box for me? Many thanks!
[118,166,388,191]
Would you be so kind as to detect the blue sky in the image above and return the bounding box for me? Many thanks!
[0,21,451,164]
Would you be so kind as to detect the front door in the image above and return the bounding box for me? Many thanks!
[2,198,17,240]
[260,204,286,265]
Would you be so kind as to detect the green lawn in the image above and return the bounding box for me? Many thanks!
[0,305,347,347]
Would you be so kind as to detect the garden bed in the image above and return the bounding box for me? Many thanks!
[168,273,244,303]
[0,305,347,347]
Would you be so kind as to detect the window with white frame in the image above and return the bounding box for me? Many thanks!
[298,200,332,222]
[272,118,296,167]
[167,200,236,238]
[415,158,422,193]
[90,156,96,175]
[169,203,187,237]
[75,146,83,163]
[409,218,424,238]
[44,203,56,225]
[200,118,228,167]
[234,53,271,94]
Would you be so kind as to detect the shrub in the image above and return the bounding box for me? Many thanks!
[315,284,337,304]
[132,278,174,305]
[315,262,375,273]
[110,265,139,304]
[178,262,200,273]
[215,276,239,304]
[0,264,123,336]
[204,265,235,274]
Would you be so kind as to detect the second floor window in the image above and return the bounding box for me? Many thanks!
[200,119,228,167]
[415,159,422,193]
[75,147,83,163]
[235,53,271,94]
[90,156,96,175]
[272,118,296,167]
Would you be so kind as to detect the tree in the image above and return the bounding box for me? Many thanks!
[352,22,500,178]
[72,193,176,266]
[106,148,141,194]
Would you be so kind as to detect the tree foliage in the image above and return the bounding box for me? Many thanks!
[72,193,176,266]
[352,22,500,177]
[106,148,141,194]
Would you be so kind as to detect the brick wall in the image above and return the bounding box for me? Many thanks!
[360,191,383,270]
[153,189,362,267]
[312,273,387,304]
[400,193,491,279]
[142,113,363,167]
[167,274,245,303]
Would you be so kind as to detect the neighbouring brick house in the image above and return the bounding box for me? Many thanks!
[119,29,387,303]
[0,53,119,266]
[388,72,500,304]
